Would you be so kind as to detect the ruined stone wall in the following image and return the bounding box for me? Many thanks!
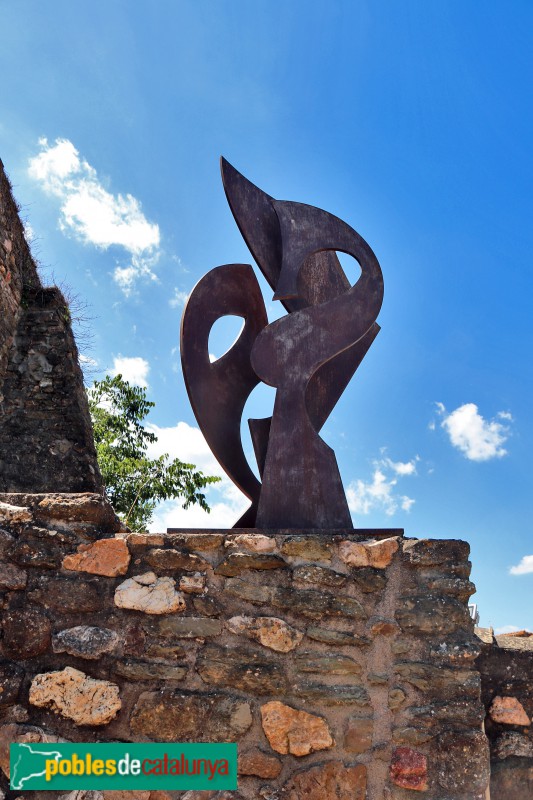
[0,160,102,493]
[0,162,41,381]
[476,630,533,799]
[0,495,489,799]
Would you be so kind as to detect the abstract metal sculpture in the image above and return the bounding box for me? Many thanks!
[181,159,383,529]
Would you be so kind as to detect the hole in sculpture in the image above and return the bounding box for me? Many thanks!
[336,251,362,287]
[208,315,245,362]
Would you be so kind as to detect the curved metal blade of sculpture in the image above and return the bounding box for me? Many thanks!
[180,159,383,529]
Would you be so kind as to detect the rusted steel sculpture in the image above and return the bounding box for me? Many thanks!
[181,159,383,529]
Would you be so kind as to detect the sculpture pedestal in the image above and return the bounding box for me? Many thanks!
[0,499,489,799]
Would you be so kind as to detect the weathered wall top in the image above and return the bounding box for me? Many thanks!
[0,158,102,493]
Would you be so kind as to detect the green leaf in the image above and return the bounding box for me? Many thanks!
[88,375,220,531]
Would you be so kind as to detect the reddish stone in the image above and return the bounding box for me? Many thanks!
[238,747,282,778]
[344,716,373,754]
[390,746,428,791]
[282,761,367,800]
[370,618,399,636]
[489,695,531,726]
[62,538,130,577]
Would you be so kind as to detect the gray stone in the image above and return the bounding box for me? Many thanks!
[145,547,210,572]
[29,577,108,613]
[35,494,117,527]
[402,538,470,566]
[0,663,23,706]
[192,595,222,617]
[395,593,471,634]
[225,577,367,620]
[281,536,332,561]
[214,552,287,576]
[408,699,486,728]
[435,730,490,794]
[0,561,27,590]
[492,731,533,760]
[429,631,482,664]
[143,616,223,639]
[368,672,388,685]
[490,757,533,800]
[415,572,476,600]
[113,659,187,681]
[8,526,77,569]
[292,682,370,706]
[392,726,434,745]
[167,532,225,550]
[197,642,287,694]
[394,661,480,697]
[306,625,371,647]
[292,564,346,587]
[352,567,387,593]
[130,689,253,742]
[224,578,271,605]
[391,638,413,655]
[2,609,51,659]
[144,642,186,661]
[295,652,363,675]
[52,626,119,660]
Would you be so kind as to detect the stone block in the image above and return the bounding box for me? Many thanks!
[62,538,130,577]
[238,747,282,778]
[489,695,531,726]
[114,573,186,614]
[1,609,51,658]
[226,615,303,652]
[29,667,121,725]
[295,652,362,675]
[435,730,490,794]
[130,690,252,742]
[197,642,287,694]
[344,715,373,753]
[260,700,333,756]
[144,616,222,639]
[339,536,399,569]
[395,593,471,634]
[281,761,366,800]
[390,746,428,791]
[145,548,209,572]
[214,551,287,576]
[52,626,119,660]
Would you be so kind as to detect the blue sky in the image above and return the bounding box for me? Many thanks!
[1,1,531,631]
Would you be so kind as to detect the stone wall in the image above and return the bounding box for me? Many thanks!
[0,159,102,493]
[476,629,533,799]
[0,495,489,799]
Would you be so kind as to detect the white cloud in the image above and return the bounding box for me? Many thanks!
[346,453,417,518]
[145,420,248,530]
[28,138,160,295]
[436,402,511,461]
[495,625,521,634]
[169,288,189,308]
[110,356,150,388]
[509,555,533,576]
[383,455,419,476]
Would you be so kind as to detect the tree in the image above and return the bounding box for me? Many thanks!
[87,374,220,531]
